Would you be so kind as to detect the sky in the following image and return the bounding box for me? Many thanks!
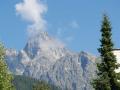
[0,0,120,55]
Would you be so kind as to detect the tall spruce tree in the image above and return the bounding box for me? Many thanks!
[0,43,15,90]
[92,15,120,90]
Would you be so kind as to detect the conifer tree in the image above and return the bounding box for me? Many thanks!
[92,15,120,90]
[0,43,15,90]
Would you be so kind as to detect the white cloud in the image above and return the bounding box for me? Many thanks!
[40,38,65,50]
[15,0,47,31]
[15,0,65,54]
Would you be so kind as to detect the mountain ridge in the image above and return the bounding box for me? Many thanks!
[5,30,97,90]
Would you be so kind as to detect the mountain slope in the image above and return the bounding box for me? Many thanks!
[5,31,97,90]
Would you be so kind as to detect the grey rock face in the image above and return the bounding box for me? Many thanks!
[5,31,97,90]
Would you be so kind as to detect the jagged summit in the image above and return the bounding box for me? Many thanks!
[24,30,68,60]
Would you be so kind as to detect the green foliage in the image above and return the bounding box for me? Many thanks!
[13,75,61,90]
[0,43,15,90]
[13,75,39,90]
[33,81,61,90]
[92,15,120,90]
[33,81,51,90]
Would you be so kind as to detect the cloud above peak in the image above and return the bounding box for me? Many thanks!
[15,0,65,51]
[15,0,47,30]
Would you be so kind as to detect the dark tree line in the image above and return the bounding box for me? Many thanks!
[13,75,61,90]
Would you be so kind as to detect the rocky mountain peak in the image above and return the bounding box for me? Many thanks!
[5,30,97,90]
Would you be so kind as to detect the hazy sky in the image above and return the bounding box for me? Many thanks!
[0,0,120,55]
